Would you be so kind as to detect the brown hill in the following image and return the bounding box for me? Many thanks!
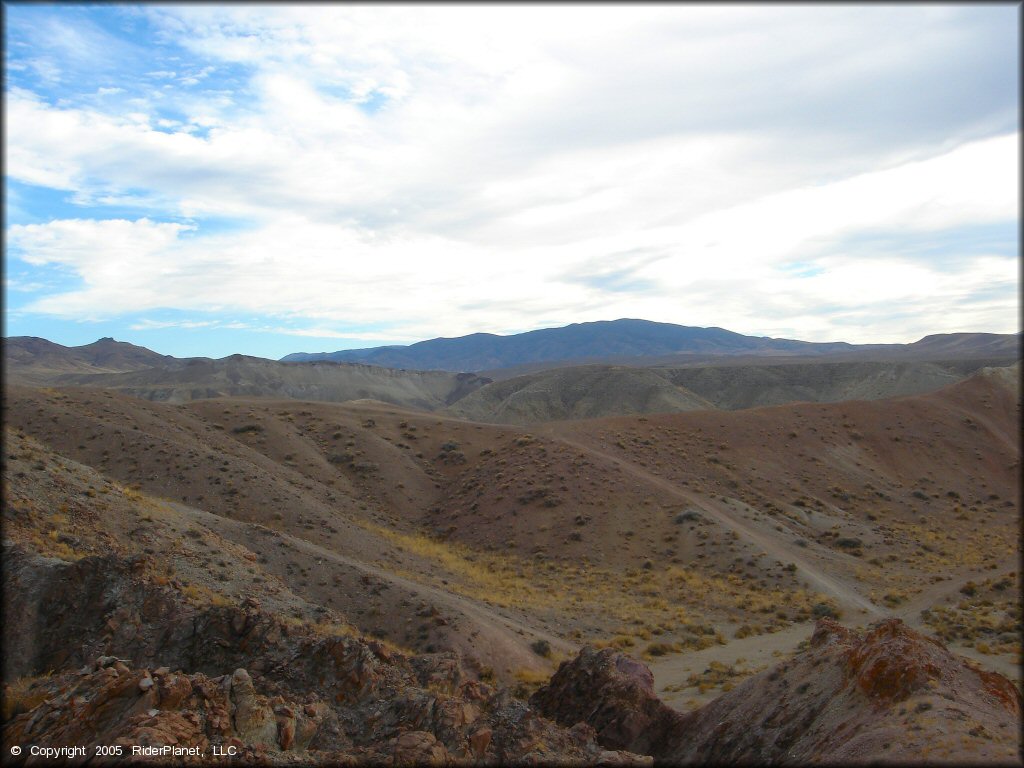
[455,358,1014,424]
[50,355,488,410]
[3,336,178,385]
[2,362,1020,762]
[4,337,490,411]
[4,363,1018,667]
[661,358,1004,410]
[446,365,716,424]
[532,619,1021,763]
[908,331,1020,357]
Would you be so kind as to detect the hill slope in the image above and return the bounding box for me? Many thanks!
[446,365,716,424]
[56,354,489,410]
[3,336,180,384]
[4,337,490,411]
[2,363,1019,761]
[444,358,1012,423]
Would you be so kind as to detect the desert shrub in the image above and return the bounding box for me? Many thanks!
[675,510,701,524]
[530,639,552,658]
[835,537,862,549]
[3,674,53,720]
[511,667,551,699]
[643,642,680,658]
[811,602,840,619]
[734,624,755,639]
[232,424,263,434]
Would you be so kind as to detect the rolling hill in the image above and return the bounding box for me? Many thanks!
[444,358,1013,424]
[3,356,1019,763]
[4,338,489,411]
[3,336,181,385]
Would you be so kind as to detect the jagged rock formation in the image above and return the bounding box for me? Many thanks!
[4,539,1021,764]
[3,656,654,764]
[532,619,1022,764]
[2,544,648,765]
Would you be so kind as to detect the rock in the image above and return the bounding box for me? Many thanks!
[531,646,670,754]
[390,730,450,765]
[229,669,277,747]
[276,713,295,751]
[532,619,1023,764]
[468,726,491,758]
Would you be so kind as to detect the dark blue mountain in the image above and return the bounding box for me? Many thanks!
[280,319,858,372]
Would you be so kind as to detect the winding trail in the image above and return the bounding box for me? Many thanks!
[164,500,577,672]
[542,427,883,619]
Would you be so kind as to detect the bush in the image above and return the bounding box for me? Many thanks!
[811,602,840,619]
[675,510,702,524]
[530,639,551,658]
[644,642,679,657]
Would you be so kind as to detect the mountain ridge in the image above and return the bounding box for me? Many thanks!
[281,319,1019,372]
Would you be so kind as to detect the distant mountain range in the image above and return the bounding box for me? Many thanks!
[281,319,1020,372]
[4,322,1018,421]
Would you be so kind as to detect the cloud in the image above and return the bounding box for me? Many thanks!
[4,4,1019,347]
[5,130,1018,342]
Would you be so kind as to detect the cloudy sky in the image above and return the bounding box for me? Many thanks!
[4,4,1019,358]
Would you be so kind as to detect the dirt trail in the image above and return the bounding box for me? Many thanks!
[648,622,811,709]
[164,501,577,672]
[543,427,883,619]
[896,556,1019,624]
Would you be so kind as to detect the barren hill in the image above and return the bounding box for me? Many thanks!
[4,337,490,411]
[2,361,1019,763]
[908,331,1021,357]
[5,363,1018,656]
[3,336,180,385]
[56,355,489,410]
[446,358,1012,423]
[446,365,716,424]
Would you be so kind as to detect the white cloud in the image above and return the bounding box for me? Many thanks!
[5,130,1018,342]
[5,4,1019,345]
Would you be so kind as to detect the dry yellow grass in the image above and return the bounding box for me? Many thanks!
[356,519,832,653]
[3,673,55,721]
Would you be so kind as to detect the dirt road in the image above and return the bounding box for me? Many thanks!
[545,428,883,618]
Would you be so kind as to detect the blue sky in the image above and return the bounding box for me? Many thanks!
[4,4,1019,359]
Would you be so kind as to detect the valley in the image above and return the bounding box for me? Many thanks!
[2,329,1020,763]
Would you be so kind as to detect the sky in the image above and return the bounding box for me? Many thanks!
[3,3,1020,359]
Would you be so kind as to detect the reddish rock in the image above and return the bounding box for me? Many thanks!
[468,726,491,758]
[390,730,450,765]
[532,618,1023,764]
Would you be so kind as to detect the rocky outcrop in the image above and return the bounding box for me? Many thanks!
[2,545,649,765]
[533,619,1022,764]
[2,657,327,763]
[3,654,651,765]
[529,646,678,755]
